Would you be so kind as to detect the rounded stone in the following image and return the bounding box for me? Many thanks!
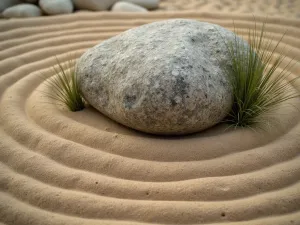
[22,0,38,3]
[72,0,117,11]
[39,0,74,15]
[0,0,22,13]
[111,1,148,12]
[2,3,42,17]
[76,19,242,135]
[123,0,159,9]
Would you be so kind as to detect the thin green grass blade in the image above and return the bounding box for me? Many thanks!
[222,19,299,128]
[44,58,85,112]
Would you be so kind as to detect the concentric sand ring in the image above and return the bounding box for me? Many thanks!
[0,12,300,225]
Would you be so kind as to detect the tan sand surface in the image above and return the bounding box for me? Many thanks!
[158,0,300,18]
[0,6,300,225]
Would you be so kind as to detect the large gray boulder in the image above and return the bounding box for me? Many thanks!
[76,19,241,135]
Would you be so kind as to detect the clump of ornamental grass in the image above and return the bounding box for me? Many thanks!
[45,58,85,112]
[223,21,299,128]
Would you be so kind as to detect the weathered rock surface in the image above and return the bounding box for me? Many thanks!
[0,0,22,13]
[123,0,159,9]
[39,0,74,15]
[72,0,117,11]
[111,1,148,12]
[3,3,42,17]
[76,19,242,135]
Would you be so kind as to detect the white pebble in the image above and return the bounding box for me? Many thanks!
[111,1,148,12]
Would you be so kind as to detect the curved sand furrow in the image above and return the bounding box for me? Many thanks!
[0,27,133,51]
[1,14,300,43]
[0,42,99,75]
[1,11,299,31]
[1,137,300,201]
[1,27,299,55]
[0,17,298,42]
[0,33,118,61]
[1,17,299,43]
[159,0,300,20]
[2,103,300,182]
[0,12,299,225]
[0,50,83,90]
[0,194,161,225]
[2,193,299,225]
[1,166,300,224]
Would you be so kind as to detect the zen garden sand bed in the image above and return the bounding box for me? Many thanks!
[0,6,300,225]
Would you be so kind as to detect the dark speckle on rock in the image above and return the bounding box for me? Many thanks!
[124,94,137,109]
[171,99,177,107]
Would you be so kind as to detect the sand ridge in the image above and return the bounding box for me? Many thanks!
[158,0,300,19]
[0,11,300,225]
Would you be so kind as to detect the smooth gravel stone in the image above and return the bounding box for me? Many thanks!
[123,0,159,9]
[3,3,42,17]
[22,0,38,3]
[39,0,74,15]
[0,0,22,13]
[76,19,246,135]
[72,0,117,11]
[111,1,148,12]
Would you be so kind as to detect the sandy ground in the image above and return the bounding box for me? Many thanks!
[0,2,300,225]
[158,0,300,18]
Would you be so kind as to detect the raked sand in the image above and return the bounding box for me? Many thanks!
[158,0,300,18]
[0,8,300,225]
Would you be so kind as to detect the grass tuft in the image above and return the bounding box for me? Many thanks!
[223,20,299,128]
[45,58,85,112]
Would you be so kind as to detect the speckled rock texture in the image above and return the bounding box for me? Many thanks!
[76,19,241,135]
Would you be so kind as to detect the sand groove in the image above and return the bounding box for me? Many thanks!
[158,0,300,19]
[0,11,300,225]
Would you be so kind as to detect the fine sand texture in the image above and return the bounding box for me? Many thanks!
[158,0,300,18]
[0,12,300,225]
